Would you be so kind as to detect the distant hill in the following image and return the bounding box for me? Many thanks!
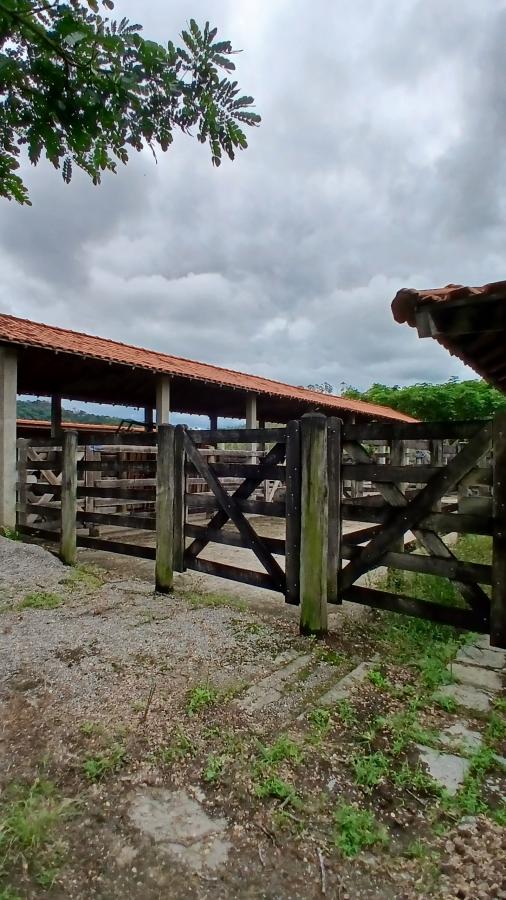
[17,399,126,426]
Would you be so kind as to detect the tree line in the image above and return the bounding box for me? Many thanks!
[342,378,506,421]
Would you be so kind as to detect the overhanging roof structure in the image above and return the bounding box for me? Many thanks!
[392,281,506,394]
[0,313,416,423]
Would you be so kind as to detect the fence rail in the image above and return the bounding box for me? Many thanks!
[14,412,506,647]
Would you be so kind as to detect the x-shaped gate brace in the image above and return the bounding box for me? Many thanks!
[183,433,287,594]
[341,422,492,626]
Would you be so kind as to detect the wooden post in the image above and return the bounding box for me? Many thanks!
[60,430,77,565]
[16,437,28,529]
[285,419,301,605]
[246,393,257,465]
[173,424,186,573]
[430,439,444,512]
[492,410,506,647]
[51,395,62,438]
[299,412,328,636]
[0,347,17,527]
[327,417,342,605]
[390,439,406,552]
[155,423,175,592]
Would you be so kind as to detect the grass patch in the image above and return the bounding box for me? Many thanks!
[182,591,247,612]
[0,527,21,541]
[83,742,126,781]
[0,779,74,883]
[367,669,392,691]
[19,592,63,610]
[307,707,332,744]
[258,735,302,767]
[377,708,435,756]
[333,804,388,857]
[156,729,196,766]
[60,564,104,591]
[202,753,227,783]
[433,694,458,713]
[255,776,298,805]
[186,683,219,716]
[334,699,357,728]
[351,751,390,791]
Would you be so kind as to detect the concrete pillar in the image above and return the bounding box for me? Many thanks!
[246,393,257,464]
[156,376,171,425]
[51,395,62,438]
[0,348,17,528]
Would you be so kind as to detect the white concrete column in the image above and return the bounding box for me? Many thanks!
[156,376,171,425]
[0,348,17,527]
[246,393,257,464]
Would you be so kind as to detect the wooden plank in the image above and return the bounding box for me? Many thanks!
[186,427,286,445]
[60,430,77,565]
[76,486,155,501]
[343,439,491,612]
[341,546,492,585]
[185,441,287,557]
[342,525,382,545]
[285,420,301,605]
[342,464,443,483]
[184,555,277,591]
[27,483,62,498]
[342,420,489,443]
[197,462,287,481]
[299,413,328,636]
[458,496,492,517]
[183,432,286,592]
[29,432,157,447]
[327,417,342,605]
[155,424,175,592]
[185,523,285,555]
[492,410,506,647]
[76,535,156,561]
[16,438,29,528]
[77,460,156,473]
[18,524,60,541]
[342,585,489,632]
[76,510,156,530]
[341,503,492,535]
[173,425,186,573]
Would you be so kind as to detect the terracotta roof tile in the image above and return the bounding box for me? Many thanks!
[0,313,416,423]
[391,280,506,327]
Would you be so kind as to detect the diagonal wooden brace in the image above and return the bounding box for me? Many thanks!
[183,433,286,592]
[342,424,492,611]
[185,440,286,559]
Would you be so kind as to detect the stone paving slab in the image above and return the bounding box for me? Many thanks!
[416,745,470,794]
[455,644,506,671]
[438,722,483,755]
[317,657,379,708]
[438,683,492,713]
[449,662,503,693]
[236,653,312,713]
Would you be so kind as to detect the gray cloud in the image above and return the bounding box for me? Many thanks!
[1,0,503,403]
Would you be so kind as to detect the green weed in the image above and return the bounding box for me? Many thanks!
[60,564,104,591]
[202,754,227,783]
[186,684,219,716]
[0,888,22,900]
[433,694,458,713]
[0,779,74,880]
[403,838,432,860]
[378,709,435,757]
[367,669,391,691]
[156,729,195,766]
[79,721,103,737]
[333,804,388,858]
[307,707,332,743]
[83,743,126,781]
[19,592,63,610]
[334,699,357,727]
[255,777,298,805]
[183,592,247,612]
[351,751,390,791]
[0,527,21,541]
[318,648,345,667]
[393,762,441,794]
[491,804,506,826]
[258,735,302,767]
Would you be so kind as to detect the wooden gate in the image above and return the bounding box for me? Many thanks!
[165,424,302,601]
[338,418,500,641]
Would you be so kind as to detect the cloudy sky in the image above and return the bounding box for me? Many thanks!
[2,0,506,414]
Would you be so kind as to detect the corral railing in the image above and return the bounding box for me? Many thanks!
[15,412,506,648]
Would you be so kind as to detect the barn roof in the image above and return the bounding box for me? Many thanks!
[391,280,506,394]
[0,313,416,423]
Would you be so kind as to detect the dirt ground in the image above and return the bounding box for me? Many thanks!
[0,535,505,900]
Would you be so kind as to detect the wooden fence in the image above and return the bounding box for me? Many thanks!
[15,412,506,648]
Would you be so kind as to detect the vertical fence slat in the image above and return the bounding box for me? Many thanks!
[492,410,506,647]
[16,438,28,529]
[173,424,186,573]
[327,417,342,605]
[156,424,175,593]
[299,412,328,635]
[60,430,77,565]
[285,419,301,605]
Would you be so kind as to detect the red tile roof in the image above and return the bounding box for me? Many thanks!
[0,313,416,423]
[391,280,506,392]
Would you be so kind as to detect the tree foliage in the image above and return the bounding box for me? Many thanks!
[0,0,260,204]
[342,378,506,421]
